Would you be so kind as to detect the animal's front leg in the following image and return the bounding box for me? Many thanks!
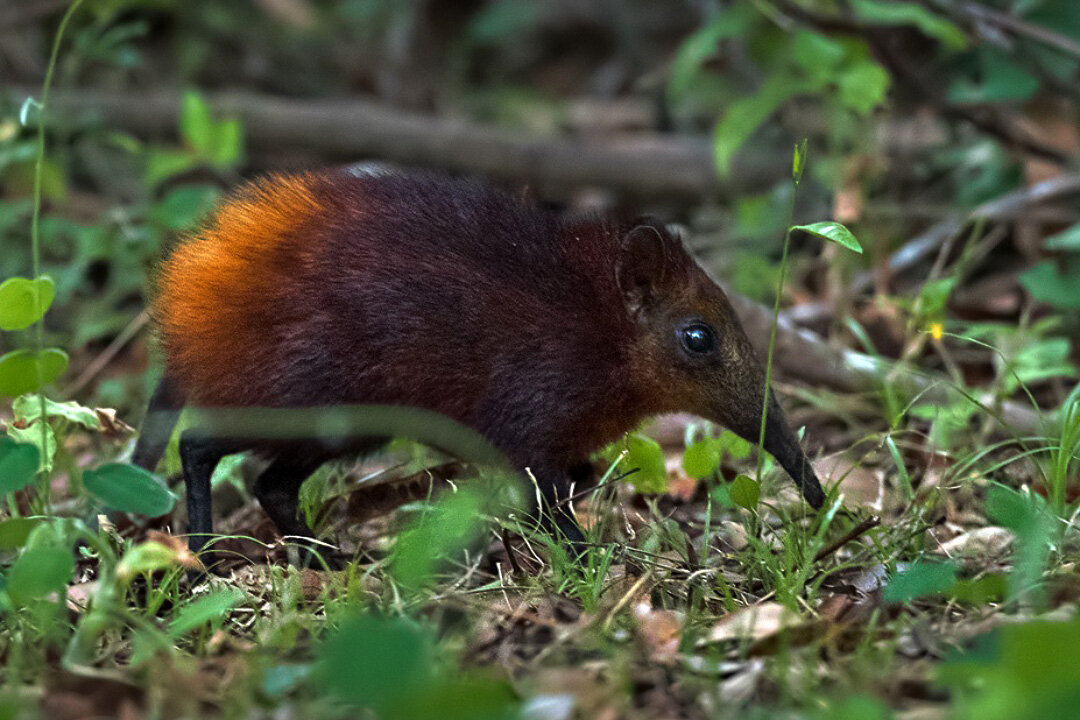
[525,464,587,552]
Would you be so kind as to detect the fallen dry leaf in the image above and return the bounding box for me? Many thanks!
[631,599,684,664]
[814,454,893,513]
[96,408,134,438]
[936,526,1014,563]
[705,602,798,645]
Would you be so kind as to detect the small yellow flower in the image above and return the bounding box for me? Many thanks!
[929,322,943,341]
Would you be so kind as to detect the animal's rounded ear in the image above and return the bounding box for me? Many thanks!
[616,219,669,316]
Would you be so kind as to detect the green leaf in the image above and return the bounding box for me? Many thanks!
[837,60,891,115]
[6,418,54,474]
[948,47,1040,104]
[790,30,847,83]
[116,539,186,580]
[0,275,55,331]
[850,0,968,49]
[0,348,69,396]
[714,74,813,175]
[390,489,483,591]
[1046,223,1080,251]
[262,664,312,701]
[83,462,176,517]
[146,148,197,187]
[0,517,43,551]
[949,573,1008,604]
[206,118,243,169]
[7,542,75,606]
[668,5,755,100]
[986,484,1053,602]
[169,587,245,636]
[12,394,100,429]
[151,185,219,231]
[682,438,722,479]
[316,614,433,711]
[467,0,542,46]
[6,420,55,472]
[390,676,519,720]
[0,437,39,495]
[791,221,863,254]
[717,430,754,460]
[1020,257,1080,309]
[180,90,214,156]
[624,434,668,493]
[883,561,958,603]
[728,474,760,510]
[918,276,958,321]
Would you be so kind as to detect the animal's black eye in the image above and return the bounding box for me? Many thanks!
[680,323,715,354]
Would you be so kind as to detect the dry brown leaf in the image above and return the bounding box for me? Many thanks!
[705,602,797,645]
[529,667,620,720]
[936,526,1014,562]
[96,408,134,438]
[814,454,893,512]
[714,520,748,552]
[146,530,203,570]
[631,600,684,665]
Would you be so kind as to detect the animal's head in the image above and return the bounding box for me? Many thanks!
[615,218,826,509]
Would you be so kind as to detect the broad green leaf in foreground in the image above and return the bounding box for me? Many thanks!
[169,588,245,637]
[729,474,760,510]
[7,542,75,606]
[624,434,668,493]
[1019,257,1080,310]
[390,489,483,591]
[883,561,958,603]
[0,275,55,330]
[83,462,176,517]
[12,394,100,429]
[682,437,723,479]
[0,436,39,495]
[0,517,43,551]
[1046,223,1080,251]
[792,221,863,254]
[0,348,69,397]
[317,614,433,711]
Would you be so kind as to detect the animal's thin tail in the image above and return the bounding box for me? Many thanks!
[132,374,184,471]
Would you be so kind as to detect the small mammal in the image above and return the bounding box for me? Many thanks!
[133,169,825,561]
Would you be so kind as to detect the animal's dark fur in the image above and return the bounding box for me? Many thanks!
[136,169,825,565]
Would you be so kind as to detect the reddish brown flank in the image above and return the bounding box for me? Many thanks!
[157,174,324,406]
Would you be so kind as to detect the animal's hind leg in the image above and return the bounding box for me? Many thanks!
[179,432,244,565]
[252,448,331,566]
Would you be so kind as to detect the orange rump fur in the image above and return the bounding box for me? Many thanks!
[156,174,324,405]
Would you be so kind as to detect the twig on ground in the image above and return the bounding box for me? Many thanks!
[813,515,881,563]
[63,309,151,397]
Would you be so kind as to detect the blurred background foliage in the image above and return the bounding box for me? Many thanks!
[2,0,1077,417]
[1,1,1080,718]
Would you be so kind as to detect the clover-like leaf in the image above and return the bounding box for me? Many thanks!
[0,275,55,330]
[792,221,863,254]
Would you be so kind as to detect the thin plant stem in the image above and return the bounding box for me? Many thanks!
[757,179,801,481]
[29,0,85,511]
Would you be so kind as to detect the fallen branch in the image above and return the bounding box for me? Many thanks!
[19,87,785,200]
